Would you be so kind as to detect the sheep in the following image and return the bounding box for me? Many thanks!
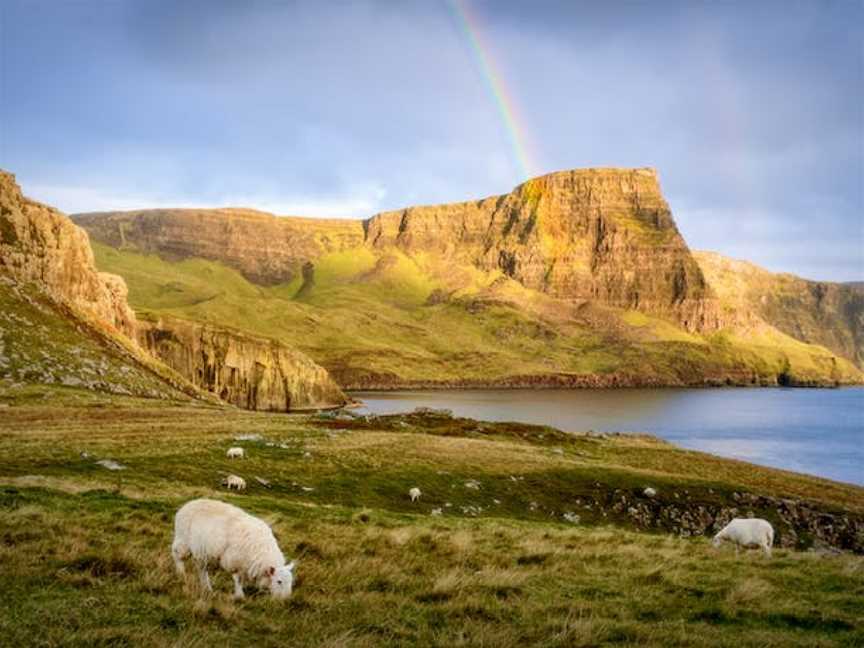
[712,518,774,557]
[172,498,295,599]
[409,487,422,502]
[226,447,245,459]
[223,474,246,491]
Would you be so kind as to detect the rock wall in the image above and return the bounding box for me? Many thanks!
[0,170,136,337]
[366,168,722,331]
[138,316,347,411]
[74,208,364,286]
[696,251,864,368]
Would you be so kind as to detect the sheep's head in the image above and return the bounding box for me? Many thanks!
[711,534,723,549]
[267,561,295,599]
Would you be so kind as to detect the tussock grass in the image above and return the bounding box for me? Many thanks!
[0,390,862,646]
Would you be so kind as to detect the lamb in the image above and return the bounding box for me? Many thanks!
[712,518,774,557]
[226,447,245,459]
[172,498,295,599]
[409,487,422,502]
[223,474,246,491]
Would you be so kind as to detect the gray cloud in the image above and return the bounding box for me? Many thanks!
[1,0,861,280]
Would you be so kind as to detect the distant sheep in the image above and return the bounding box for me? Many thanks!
[223,475,246,491]
[226,447,245,459]
[409,487,422,502]
[171,498,295,599]
[713,518,774,557]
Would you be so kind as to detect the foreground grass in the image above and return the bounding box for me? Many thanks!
[1,387,862,647]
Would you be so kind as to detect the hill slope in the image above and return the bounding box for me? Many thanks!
[0,169,346,410]
[74,169,862,388]
[696,251,864,369]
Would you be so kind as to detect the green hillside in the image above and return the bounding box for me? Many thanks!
[0,278,192,400]
[91,242,861,388]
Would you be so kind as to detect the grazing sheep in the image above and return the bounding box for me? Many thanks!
[712,518,774,557]
[172,498,295,599]
[223,475,246,491]
[409,487,422,502]
[226,447,245,459]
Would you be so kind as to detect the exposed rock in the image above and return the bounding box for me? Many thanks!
[697,251,864,369]
[0,170,136,337]
[365,168,723,331]
[137,316,346,411]
[74,208,364,286]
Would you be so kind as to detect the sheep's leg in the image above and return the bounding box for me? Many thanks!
[232,573,245,600]
[197,565,213,593]
[171,540,189,575]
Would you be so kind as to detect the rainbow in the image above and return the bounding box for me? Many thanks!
[449,0,538,180]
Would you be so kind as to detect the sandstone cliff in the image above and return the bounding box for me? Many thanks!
[1,171,136,336]
[77,169,723,332]
[138,316,347,411]
[365,168,721,331]
[696,251,864,368]
[74,208,364,285]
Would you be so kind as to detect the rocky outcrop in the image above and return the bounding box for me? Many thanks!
[696,251,864,368]
[0,170,136,337]
[75,169,723,331]
[365,168,723,331]
[74,208,364,286]
[138,316,347,411]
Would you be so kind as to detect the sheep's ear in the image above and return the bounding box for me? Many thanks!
[288,561,296,570]
[268,566,275,576]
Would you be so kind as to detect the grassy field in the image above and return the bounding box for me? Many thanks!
[1,386,862,647]
[90,243,861,387]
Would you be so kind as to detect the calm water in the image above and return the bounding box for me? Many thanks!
[352,388,864,486]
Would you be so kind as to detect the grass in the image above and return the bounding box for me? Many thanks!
[90,243,862,388]
[0,386,862,647]
[0,279,187,400]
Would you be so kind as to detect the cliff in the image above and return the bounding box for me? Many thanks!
[696,251,864,369]
[73,167,862,388]
[0,171,136,337]
[74,208,364,286]
[138,316,347,411]
[77,169,722,332]
[365,168,722,331]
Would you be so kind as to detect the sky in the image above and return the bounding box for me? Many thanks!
[0,0,861,281]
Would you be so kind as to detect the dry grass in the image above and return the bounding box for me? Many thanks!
[0,388,862,646]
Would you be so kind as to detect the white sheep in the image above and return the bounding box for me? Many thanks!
[171,498,295,599]
[409,487,422,502]
[226,447,245,459]
[223,474,246,491]
[712,518,774,557]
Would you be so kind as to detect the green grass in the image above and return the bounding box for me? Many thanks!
[90,243,862,388]
[0,388,862,647]
[0,280,187,400]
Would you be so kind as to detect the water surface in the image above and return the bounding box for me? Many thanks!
[353,388,864,486]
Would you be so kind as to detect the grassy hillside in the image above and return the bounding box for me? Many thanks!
[91,242,861,387]
[1,387,862,647]
[0,278,192,400]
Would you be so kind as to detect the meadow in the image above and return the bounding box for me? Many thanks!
[1,385,862,647]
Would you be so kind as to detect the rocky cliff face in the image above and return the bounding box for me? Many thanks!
[0,171,136,337]
[138,316,347,411]
[365,168,723,331]
[74,208,364,286]
[75,169,723,331]
[696,251,864,369]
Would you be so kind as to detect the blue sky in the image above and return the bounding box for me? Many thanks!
[1,0,861,281]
